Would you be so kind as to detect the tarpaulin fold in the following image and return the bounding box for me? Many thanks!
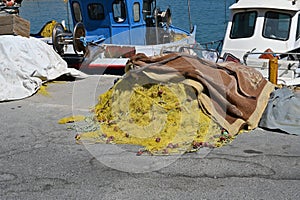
[126,53,275,135]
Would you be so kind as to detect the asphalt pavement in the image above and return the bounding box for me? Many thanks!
[0,75,299,200]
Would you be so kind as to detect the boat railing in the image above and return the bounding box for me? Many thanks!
[242,51,300,85]
[160,43,222,63]
[180,45,222,63]
[199,40,223,54]
[243,51,300,65]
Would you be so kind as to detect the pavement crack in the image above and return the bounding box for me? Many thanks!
[0,172,17,182]
[208,152,300,159]
[154,170,300,181]
[156,157,278,180]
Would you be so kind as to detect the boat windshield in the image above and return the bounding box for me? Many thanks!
[133,2,140,22]
[72,2,82,22]
[112,0,126,23]
[230,11,257,39]
[263,11,291,41]
[88,3,105,20]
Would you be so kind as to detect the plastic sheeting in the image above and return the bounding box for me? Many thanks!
[259,87,300,135]
[0,35,86,101]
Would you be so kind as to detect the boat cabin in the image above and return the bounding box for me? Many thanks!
[68,0,188,45]
[221,0,300,61]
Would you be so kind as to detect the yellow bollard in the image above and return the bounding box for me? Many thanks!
[269,57,278,85]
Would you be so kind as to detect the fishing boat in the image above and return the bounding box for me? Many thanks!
[47,0,196,74]
[220,0,300,85]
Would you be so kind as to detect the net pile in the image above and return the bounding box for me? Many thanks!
[73,80,233,155]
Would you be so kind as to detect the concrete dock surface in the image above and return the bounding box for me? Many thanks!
[0,75,299,200]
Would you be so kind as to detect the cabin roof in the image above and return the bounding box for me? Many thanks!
[230,0,300,11]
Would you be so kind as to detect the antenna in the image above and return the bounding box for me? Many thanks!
[224,0,226,28]
[65,0,71,31]
[187,0,192,32]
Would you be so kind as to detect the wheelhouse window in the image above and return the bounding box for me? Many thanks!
[263,11,291,41]
[142,1,151,20]
[113,0,126,23]
[297,15,300,40]
[88,3,105,20]
[72,2,82,22]
[133,2,140,22]
[230,11,257,39]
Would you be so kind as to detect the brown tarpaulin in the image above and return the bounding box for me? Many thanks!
[125,53,275,135]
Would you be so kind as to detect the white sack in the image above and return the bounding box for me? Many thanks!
[0,35,85,101]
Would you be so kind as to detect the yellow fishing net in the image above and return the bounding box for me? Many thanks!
[41,20,57,38]
[67,79,235,155]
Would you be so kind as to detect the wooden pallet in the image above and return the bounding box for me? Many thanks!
[0,15,30,37]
